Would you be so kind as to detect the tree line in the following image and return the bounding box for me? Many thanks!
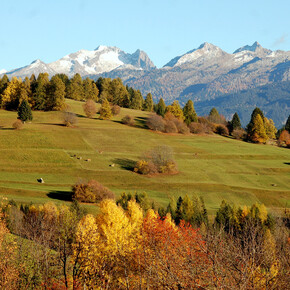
[0,195,289,289]
[1,73,289,146]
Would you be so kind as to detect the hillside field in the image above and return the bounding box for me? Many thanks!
[0,99,289,215]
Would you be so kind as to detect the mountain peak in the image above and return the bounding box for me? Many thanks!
[233,41,269,54]
[31,59,43,64]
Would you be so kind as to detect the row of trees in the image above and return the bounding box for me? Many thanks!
[0,196,289,289]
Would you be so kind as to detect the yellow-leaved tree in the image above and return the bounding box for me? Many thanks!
[73,199,143,288]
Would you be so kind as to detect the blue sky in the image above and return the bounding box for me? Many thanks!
[0,0,289,70]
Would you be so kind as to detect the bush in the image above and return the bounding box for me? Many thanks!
[278,130,290,148]
[142,145,178,174]
[72,180,115,203]
[164,120,178,133]
[122,115,135,126]
[63,112,77,127]
[83,99,97,118]
[215,124,229,136]
[12,119,23,130]
[232,128,246,140]
[111,105,121,116]
[134,160,157,175]
[146,114,165,131]
[189,120,213,134]
[174,120,190,134]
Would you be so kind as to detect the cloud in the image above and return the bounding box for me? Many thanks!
[273,34,287,46]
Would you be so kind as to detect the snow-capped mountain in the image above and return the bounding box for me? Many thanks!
[0,69,6,74]
[1,46,156,79]
[164,42,228,67]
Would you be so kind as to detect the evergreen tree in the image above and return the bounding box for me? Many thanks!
[33,73,49,110]
[18,100,33,122]
[47,75,66,111]
[99,98,112,120]
[208,107,220,123]
[285,115,290,133]
[83,78,99,101]
[130,89,143,110]
[183,100,198,125]
[143,93,154,112]
[247,107,265,133]
[0,75,9,97]
[110,78,130,107]
[156,98,166,117]
[248,114,268,143]
[166,100,184,120]
[264,117,277,139]
[230,112,242,132]
[66,73,84,101]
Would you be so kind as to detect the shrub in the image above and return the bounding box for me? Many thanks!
[72,180,115,203]
[83,99,97,118]
[146,114,165,131]
[215,124,229,136]
[122,115,135,126]
[232,128,246,140]
[12,119,23,130]
[111,105,121,116]
[189,120,213,134]
[63,112,77,127]
[174,120,190,134]
[134,160,157,175]
[164,120,178,133]
[278,130,290,148]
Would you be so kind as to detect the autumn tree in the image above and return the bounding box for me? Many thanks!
[264,117,277,139]
[99,98,112,120]
[183,100,198,125]
[143,93,154,111]
[156,98,166,117]
[208,107,220,123]
[248,114,268,143]
[166,100,184,120]
[83,99,97,118]
[33,73,49,110]
[83,77,99,101]
[129,89,143,110]
[46,75,66,111]
[18,100,33,122]
[66,73,84,101]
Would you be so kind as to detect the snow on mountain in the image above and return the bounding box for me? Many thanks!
[48,46,155,77]
[233,41,271,56]
[164,42,227,67]
[0,69,7,74]
[1,46,156,79]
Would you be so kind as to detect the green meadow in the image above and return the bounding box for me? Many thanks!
[0,99,289,215]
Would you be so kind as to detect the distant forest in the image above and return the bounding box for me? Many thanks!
[190,81,290,128]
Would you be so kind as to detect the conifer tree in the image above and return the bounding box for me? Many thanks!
[130,90,143,110]
[183,100,198,125]
[285,115,290,133]
[66,73,84,101]
[99,98,112,120]
[1,77,22,109]
[247,107,265,133]
[47,75,66,111]
[33,73,49,110]
[264,117,277,139]
[0,75,9,96]
[156,98,166,117]
[208,107,220,123]
[83,78,99,101]
[18,99,33,122]
[143,93,154,112]
[230,112,242,132]
[248,114,268,143]
[166,100,184,120]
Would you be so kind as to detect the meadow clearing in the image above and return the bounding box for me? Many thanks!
[0,99,289,215]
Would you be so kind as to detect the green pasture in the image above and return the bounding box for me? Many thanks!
[0,99,289,215]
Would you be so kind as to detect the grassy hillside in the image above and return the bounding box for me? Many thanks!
[0,99,289,214]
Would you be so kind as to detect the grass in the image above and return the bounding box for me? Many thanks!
[0,99,289,215]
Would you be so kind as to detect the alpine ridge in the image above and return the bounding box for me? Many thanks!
[1,42,289,126]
